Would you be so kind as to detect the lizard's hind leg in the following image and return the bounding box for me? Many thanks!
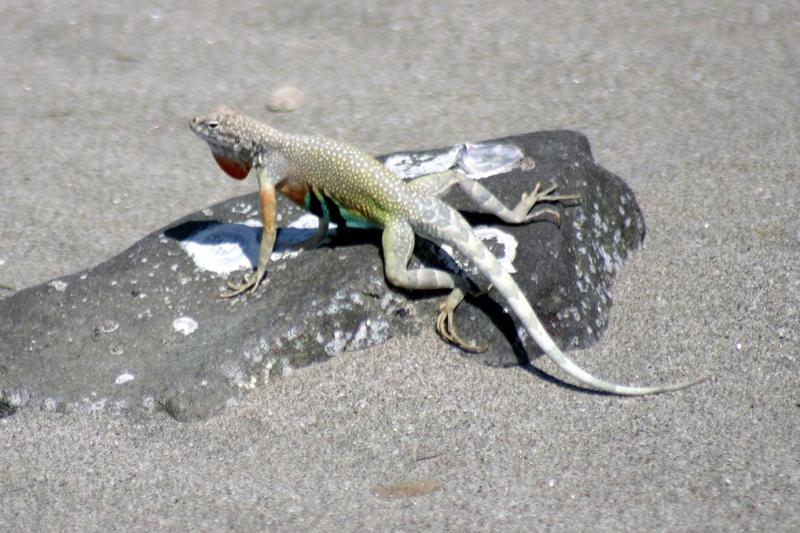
[435,287,488,353]
[407,170,580,225]
[455,179,581,224]
[382,219,484,352]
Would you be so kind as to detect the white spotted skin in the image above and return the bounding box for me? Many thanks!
[274,134,412,226]
[190,107,704,395]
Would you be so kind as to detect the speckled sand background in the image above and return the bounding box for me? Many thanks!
[1,2,798,530]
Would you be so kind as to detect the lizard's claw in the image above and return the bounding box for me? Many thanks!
[516,182,582,225]
[436,301,487,353]
[220,270,266,299]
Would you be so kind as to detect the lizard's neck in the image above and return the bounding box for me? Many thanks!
[252,120,287,147]
[245,121,293,160]
[208,120,291,180]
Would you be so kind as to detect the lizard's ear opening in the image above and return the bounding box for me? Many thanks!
[212,151,252,180]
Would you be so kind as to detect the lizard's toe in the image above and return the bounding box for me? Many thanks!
[435,305,487,353]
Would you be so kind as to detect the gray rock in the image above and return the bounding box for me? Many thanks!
[0,131,645,421]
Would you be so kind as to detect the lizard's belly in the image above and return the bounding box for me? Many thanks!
[303,188,380,230]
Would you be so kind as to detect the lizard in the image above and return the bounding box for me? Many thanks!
[189,106,705,395]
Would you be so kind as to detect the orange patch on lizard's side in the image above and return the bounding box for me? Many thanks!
[276,181,310,208]
[212,151,252,180]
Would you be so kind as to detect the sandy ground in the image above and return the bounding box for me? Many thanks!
[1,1,798,530]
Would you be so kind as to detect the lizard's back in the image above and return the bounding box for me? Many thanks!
[281,133,420,227]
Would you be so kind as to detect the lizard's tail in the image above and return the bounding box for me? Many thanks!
[451,229,706,395]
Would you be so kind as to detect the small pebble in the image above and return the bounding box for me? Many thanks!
[268,86,304,113]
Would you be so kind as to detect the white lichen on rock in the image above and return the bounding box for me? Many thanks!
[49,280,68,292]
[115,373,135,385]
[180,224,260,274]
[172,316,198,336]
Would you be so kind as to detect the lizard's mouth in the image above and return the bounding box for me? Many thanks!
[188,117,214,140]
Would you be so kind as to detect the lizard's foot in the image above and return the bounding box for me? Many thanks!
[295,233,325,250]
[513,182,582,224]
[295,221,331,250]
[219,269,267,299]
[435,289,487,353]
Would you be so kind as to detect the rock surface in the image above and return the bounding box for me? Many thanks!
[0,131,645,421]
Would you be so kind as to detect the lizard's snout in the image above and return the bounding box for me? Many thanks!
[188,116,205,136]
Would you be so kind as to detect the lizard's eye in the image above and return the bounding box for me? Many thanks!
[207,120,219,130]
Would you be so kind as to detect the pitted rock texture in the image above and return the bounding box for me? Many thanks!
[0,131,645,421]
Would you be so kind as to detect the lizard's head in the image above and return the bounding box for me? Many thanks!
[190,106,257,180]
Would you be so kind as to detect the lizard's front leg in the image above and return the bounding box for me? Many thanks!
[221,169,278,298]
[294,216,329,250]
[383,219,485,352]
[293,188,330,250]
